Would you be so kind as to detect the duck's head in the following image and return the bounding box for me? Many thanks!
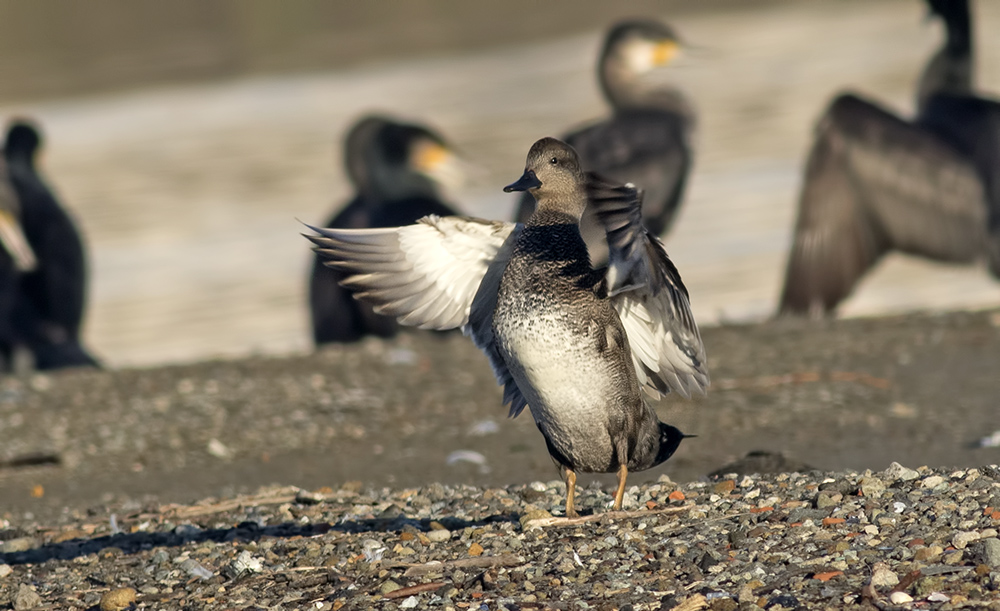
[3,119,43,164]
[504,137,587,219]
[343,114,463,200]
[654,423,695,467]
[602,19,681,77]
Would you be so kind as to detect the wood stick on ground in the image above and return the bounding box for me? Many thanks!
[523,504,689,528]
[146,493,301,520]
[393,553,523,577]
[383,581,449,599]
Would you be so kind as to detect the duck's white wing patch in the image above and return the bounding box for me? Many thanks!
[587,174,709,399]
[306,215,516,330]
[305,216,530,416]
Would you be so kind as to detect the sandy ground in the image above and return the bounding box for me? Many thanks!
[2,308,999,523]
[1,1,999,367]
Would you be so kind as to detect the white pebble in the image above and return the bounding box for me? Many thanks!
[889,591,913,604]
[400,596,419,609]
[927,592,949,603]
[893,502,907,514]
[207,438,232,459]
[230,550,263,575]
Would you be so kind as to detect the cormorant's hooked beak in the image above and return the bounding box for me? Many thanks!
[503,169,542,193]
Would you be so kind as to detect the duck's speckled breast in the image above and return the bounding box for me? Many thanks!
[491,222,641,473]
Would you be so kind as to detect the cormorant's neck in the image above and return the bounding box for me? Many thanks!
[3,150,35,170]
[599,57,696,123]
[365,168,439,202]
[917,5,974,113]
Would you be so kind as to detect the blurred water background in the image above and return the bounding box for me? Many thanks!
[1,0,998,367]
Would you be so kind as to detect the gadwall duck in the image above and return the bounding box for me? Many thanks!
[514,19,695,264]
[309,114,463,345]
[2,120,98,370]
[779,0,1000,316]
[307,137,708,516]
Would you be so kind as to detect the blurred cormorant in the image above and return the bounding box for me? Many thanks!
[309,115,463,345]
[514,19,695,263]
[3,120,99,369]
[0,161,37,369]
[779,0,1000,316]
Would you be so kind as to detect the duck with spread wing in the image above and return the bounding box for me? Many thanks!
[306,137,708,517]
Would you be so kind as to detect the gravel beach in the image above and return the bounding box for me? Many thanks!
[1,308,1000,608]
[5,465,1000,610]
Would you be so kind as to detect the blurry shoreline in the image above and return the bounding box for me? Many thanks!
[1,0,999,367]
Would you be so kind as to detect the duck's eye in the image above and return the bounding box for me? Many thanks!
[549,157,558,165]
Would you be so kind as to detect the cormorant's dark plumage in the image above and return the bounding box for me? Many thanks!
[308,115,461,345]
[2,120,99,369]
[513,19,694,263]
[779,0,1000,316]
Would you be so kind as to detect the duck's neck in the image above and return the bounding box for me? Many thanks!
[529,191,587,225]
[917,3,974,113]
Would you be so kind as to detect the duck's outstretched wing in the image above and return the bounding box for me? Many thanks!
[587,173,708,399]
[778,93,989,315]
[305,215,530,416]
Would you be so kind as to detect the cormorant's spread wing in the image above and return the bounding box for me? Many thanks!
[587,173,708,399]
[779,93,988,315]
[306,216,530,416]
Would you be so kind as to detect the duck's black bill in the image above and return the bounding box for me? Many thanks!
[682,434,698,439]
[503,169,542,193]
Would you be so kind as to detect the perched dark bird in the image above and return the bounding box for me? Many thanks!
[309,115,463,345]
[778,0,1000,316]
[3,120,99,369]
[514,19,695,263]
[307,138,708,516]
[0,161,37,369]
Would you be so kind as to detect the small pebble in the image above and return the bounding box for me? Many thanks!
[99,587,137,611]
[889,591,913,604]
[180,558,214,580]
[206,438,232,459]
[859,476,885,498]
[425,529,451,542]
[952,531,979,549]
[870,563,898,587]
[228,550,263,577]
[977,538,1000,568]
[13,585,42,611]
[921,475,945,489]
[380,580,402,595]
[0,564,11,579]
[885,462,920,481]
[295,488,326,504]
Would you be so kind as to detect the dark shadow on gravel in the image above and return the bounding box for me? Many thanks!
[0,512,519,566]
